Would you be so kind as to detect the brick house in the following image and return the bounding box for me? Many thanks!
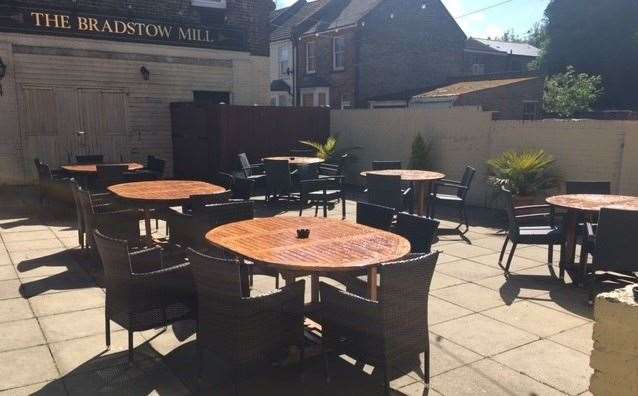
[464,38,540,75]
[272,0,466,109]
[0,0,273,184]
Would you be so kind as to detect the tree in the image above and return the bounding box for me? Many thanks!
[543,66,603,118]
[542,0,638,109]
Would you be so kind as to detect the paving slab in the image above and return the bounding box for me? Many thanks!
[548,323,594,355]
[441,243,494,259]
[29,288,104,317]
[0,318,46,352]
[482,300,588,337]
[0,230,58,242]
[0,279,22,300]
[431,314,538,357]
[431,283,508,312]
[428,295,473,325]
[430,271,466,291]
[0,298,33,323]
[0,345,59,391]
[39,307,122,343]
[0,265,17,281]
[436,260,503,282]
[429,358,565,396]
[425,334,483,377]
[468,252,542,271]
[0,380,67,396]
[493,340,593,395]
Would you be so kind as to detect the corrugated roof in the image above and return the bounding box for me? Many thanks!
[414,77,539,99]
[271,0,330,42]
[304,0,384,34]
[472,38,540,58]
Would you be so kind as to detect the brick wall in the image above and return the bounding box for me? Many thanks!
[8,0,274,56]
[357,0,466,107]
[297,27,357,108]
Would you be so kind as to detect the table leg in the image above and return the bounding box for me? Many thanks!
[562,211,579,284]
[415,182,426,216]
[143,208,153,245]
[367,266,378,301]
[311,274,320,304]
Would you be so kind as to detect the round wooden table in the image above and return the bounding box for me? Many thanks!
[62,163,144,174]
[109,180,227,244]
[361,169,446,216]
[206,217,411,302]
[264,156,325,166]
[546,194,638,284]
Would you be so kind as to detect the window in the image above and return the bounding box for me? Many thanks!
[523,101,540,120]
[318,92,327,107]
[191,0,227,9]
[333,36,345,70]
[278,94,289,107]
[471,55,485,75]
[306,42,316,73]
[278,46,290,77]
[302,93,314,107]
[300,87,330,107]
[340,94,352,109]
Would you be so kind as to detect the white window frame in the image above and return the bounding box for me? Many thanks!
[191,0,227,9]
[278,46,290,77]
[306,42,317,74]
[333,36,345,71]
[300,87,330,107]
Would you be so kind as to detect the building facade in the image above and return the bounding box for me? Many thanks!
[464,38,540,76]
[0,0,273,185]
[272,0,466,109]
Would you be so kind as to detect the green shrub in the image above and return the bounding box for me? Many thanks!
[487,149,558,196]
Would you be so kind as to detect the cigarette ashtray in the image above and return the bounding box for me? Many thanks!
[297,229,310,239]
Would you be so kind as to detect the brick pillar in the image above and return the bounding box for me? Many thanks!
[589,285,638,395]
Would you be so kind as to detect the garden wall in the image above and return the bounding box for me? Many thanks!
[331,107,638,207]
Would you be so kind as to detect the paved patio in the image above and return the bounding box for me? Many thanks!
[0,188,594,395]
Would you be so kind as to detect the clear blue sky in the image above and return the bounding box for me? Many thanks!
[274,0,550,39]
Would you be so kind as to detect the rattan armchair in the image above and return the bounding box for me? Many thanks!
[94,230,195,362]
[499,188,565,275]
[356,201,395,231]
[372,160,402,170]
[320,252,439,393]
[367,173,413,212]
[238,153,266,184]
[428,166,476,233]
[298,177,346,219]
[264,159,298,203]
[96,164,128,191]
[395,213,440,254]
[187,249,305,388]
[585,208,638,303]
[76,154,104,164]
[77,188,142,251]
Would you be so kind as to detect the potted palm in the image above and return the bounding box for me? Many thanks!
[299,136,360,164]
[487,149,558,206]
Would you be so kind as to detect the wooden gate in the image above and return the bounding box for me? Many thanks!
[170,104,330,180]
[18,85,129,180]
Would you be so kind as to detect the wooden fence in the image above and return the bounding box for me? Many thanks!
[170,104,330,180]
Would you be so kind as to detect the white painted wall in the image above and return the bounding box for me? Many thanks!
[0,33,270,185]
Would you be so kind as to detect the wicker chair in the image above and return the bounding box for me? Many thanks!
[33,159,72,205]
[96,164,128,191]
[185,192,232,213]
[70,181,86,250]
[264,159,298,202]
[356,202,395,231]
[94,230,195,362]
[217,172,256,201]
[372,160,402,170]
[299,177,345,219]
[319,154,349,179]
[428,166,476,233]
[585,208,638,303]
[499,188,565,275]
[238,153,266,184]
[77,188,142,251]
[395,213,440,254]
[76,154,104,164]
[146,155,166,178]
[187,249,305,388]
[563,181,611,266]
[367,173,412,212]
[320,252,439,392]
